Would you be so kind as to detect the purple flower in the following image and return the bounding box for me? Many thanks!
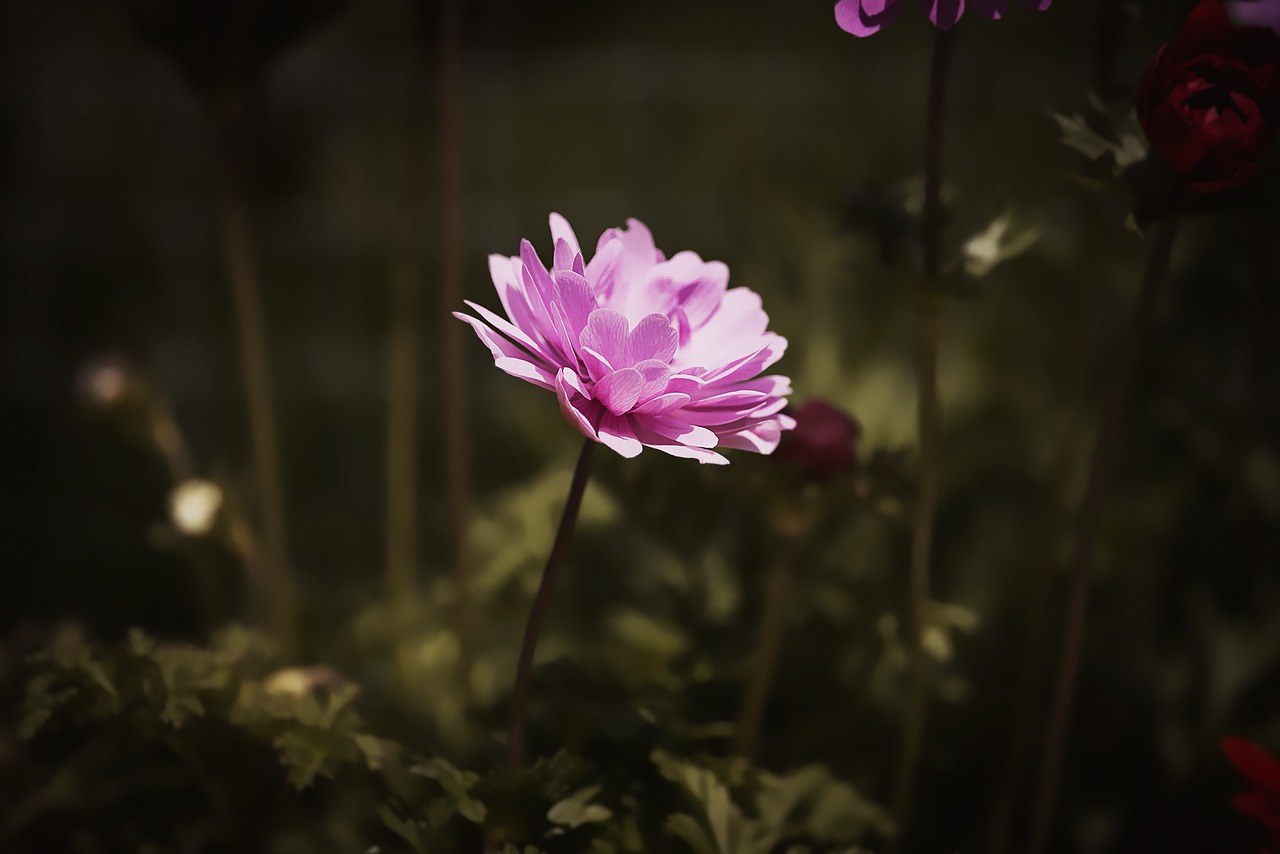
[834,0,1052,37]
[456,215,794,465]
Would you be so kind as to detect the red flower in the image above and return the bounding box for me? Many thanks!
[1222,736,1280,853]
[1137,0,1280,193]
[775,399,861,482]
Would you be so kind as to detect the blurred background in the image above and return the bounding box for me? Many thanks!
[2,0,1279,852]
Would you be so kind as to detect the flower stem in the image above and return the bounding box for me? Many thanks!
[734,522,808,762]
[890,24,952,835]
[982,187,1099,854]
[1026,212,1181,854]
[505,437,597,773]
[215,98,296,658]
[387,39,426,683]
[439,0,473,690]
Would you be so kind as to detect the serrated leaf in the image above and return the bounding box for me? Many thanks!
[547,785,613,828]
[415,757,486,823]
[354,733,395,771]
[376,804,429,854]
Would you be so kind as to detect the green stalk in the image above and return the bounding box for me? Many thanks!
[506,438,597,772]
[890,24,952,834]
[438,0,473,688]
[1026,213,1181,854]
[215,99,296,657]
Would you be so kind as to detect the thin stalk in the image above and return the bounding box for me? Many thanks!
[986,4,1123,848]
[1026,213,1181,854]
[890,24,952,833]
[734,523,808,761]
[386,52,425,675]
[215,100,296,657]
[982,188,1099,854]
[439,0,473,688]
[505,438,597,773]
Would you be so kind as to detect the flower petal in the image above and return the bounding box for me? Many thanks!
[920,0,965,29]
[635,392,692,414]
[556,368,599,439]
[580,309,631,369]
[549,212,580,258]
[454,312,556,390]
[628,313,679,364]
[594,368,645,415]
[639,414,719,448]
[597,413,644,458]
[1224,738,1280,803]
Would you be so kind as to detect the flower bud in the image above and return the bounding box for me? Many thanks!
[775,399,862,482]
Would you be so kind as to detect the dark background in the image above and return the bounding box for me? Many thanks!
[2,1,1278,852]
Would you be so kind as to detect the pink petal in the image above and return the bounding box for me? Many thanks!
[490,254,545,352]
[633,358,674,401]
[553,270,597,339]
[640,414,718,448]
[635,392,692,414]
[556,369,598,439]
[597,413,644,458]
[673,287,771,370]
[921,0,965,28]
[580,309,631,369]
[627,313,679,364]
[716,419,786,455]
[548,212,580,258]
[835,0,903,36]
[454,312,557,390]
[631,421,730,465]
[463,299,556,365]
[594,368,644,415]
[579,345,615,384]
[553,237,576,275]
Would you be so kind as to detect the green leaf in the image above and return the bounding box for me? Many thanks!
[665,813,721,854]
[414,758,486,824]
[547,785,613,829]
[376,803,429,854]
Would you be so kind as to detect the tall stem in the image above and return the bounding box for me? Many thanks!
[506,438,597,773]
[215,100,296,657]
[386,44,426,674]
[983,188,1099,854]
[986,5,1123,849]
[439,0,473,687]
[734,525,806,761]
[890,25,952,833]
[1026,213,1181,854]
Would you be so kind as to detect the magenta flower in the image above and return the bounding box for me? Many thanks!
[456,215,794,465]
[834,0,1052,37]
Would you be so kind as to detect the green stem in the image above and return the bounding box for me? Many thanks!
[387,40,426,682]
[506,438,596,772]
[983,187,1099,854]
[215,100,296,658]
[890,24,952,835]
[439,0,473,690]
[1026,212,1181,854]
[734,524,807,761]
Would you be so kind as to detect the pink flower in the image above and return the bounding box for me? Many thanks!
[834,0,1052,37]
[456,215,794,465]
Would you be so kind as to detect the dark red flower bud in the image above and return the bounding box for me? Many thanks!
[1137,0,1280,192]
[775,399,862,482]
